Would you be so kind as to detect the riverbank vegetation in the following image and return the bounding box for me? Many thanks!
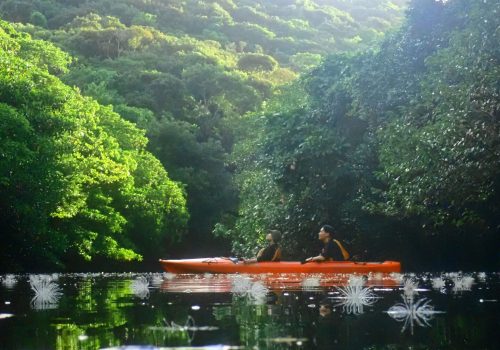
[222,0,500,271]
[1,0,498,271]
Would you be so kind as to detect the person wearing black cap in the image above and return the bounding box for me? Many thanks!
[304,225,350,262]
[243,229,282,263]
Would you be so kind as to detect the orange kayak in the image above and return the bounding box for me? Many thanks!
[159,258,401,274]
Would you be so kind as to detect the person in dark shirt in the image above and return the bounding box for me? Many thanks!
[243,229,282,263]
[304,225,349,262]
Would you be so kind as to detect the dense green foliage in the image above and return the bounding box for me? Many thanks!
[0,0,407,60]
[0,0,408,264]
[4,0,498,271]
[224,0,500,270]
[0,20,188,270]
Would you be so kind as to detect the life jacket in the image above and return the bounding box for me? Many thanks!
[271,247,282,262]
[333,239,350,260]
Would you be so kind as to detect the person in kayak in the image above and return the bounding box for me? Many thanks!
[243,229,282,264]
[304,225,350,262]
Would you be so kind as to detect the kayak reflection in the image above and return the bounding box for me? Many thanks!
[160,273,400,294]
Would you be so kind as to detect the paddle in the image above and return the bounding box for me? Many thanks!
[228,257,239,264]
[218,256,240,264]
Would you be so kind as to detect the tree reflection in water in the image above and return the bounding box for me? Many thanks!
[149,315,219,344]
[0,273,498,349]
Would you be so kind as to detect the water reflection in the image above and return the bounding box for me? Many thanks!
[211,286,319,349]
[102,346,243,350]
[386,295,443,334]
[332,284,378,315]
[230,275,269,304]
[314,299,338,349]
[151,315,219,344]
[0,272,498,349]
[429,273,476,293]
[402,278,420,301]
[131,276,150,299]
[160,272,400,294]
[451,275,475,293]
[477,272,487,282]
[29,274,62,310]
[151,273,165,288]
[1,274,18,289]
[301,277,320,290]
[431,276,446,290]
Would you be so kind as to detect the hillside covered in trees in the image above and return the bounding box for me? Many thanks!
[0,19,188,271]
[1,0,498,272]
[0,0,408,271]
[222,0,500,271]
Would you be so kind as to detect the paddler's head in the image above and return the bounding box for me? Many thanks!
[318,224,334,242]
[266,229,281,244]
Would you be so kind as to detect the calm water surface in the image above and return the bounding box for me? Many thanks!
[0,272,498,349]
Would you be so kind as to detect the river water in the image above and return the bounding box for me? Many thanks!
[0,272,498,349]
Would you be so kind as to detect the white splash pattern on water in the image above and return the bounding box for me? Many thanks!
[333,274,378,315]
[150,273,164,287]
[301,276,320,290]
[387,296,443,334]
[231,275,253,294]
[452,275,474,293]
[231,275,268,304]
[348,275,366,287]
[477,272,486,282]
[402,278,419,301]
[390,272,404,284]
[2,274,17,289]
[29,274,62,310]
[431,277,446,290]
[131,276,150,299]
